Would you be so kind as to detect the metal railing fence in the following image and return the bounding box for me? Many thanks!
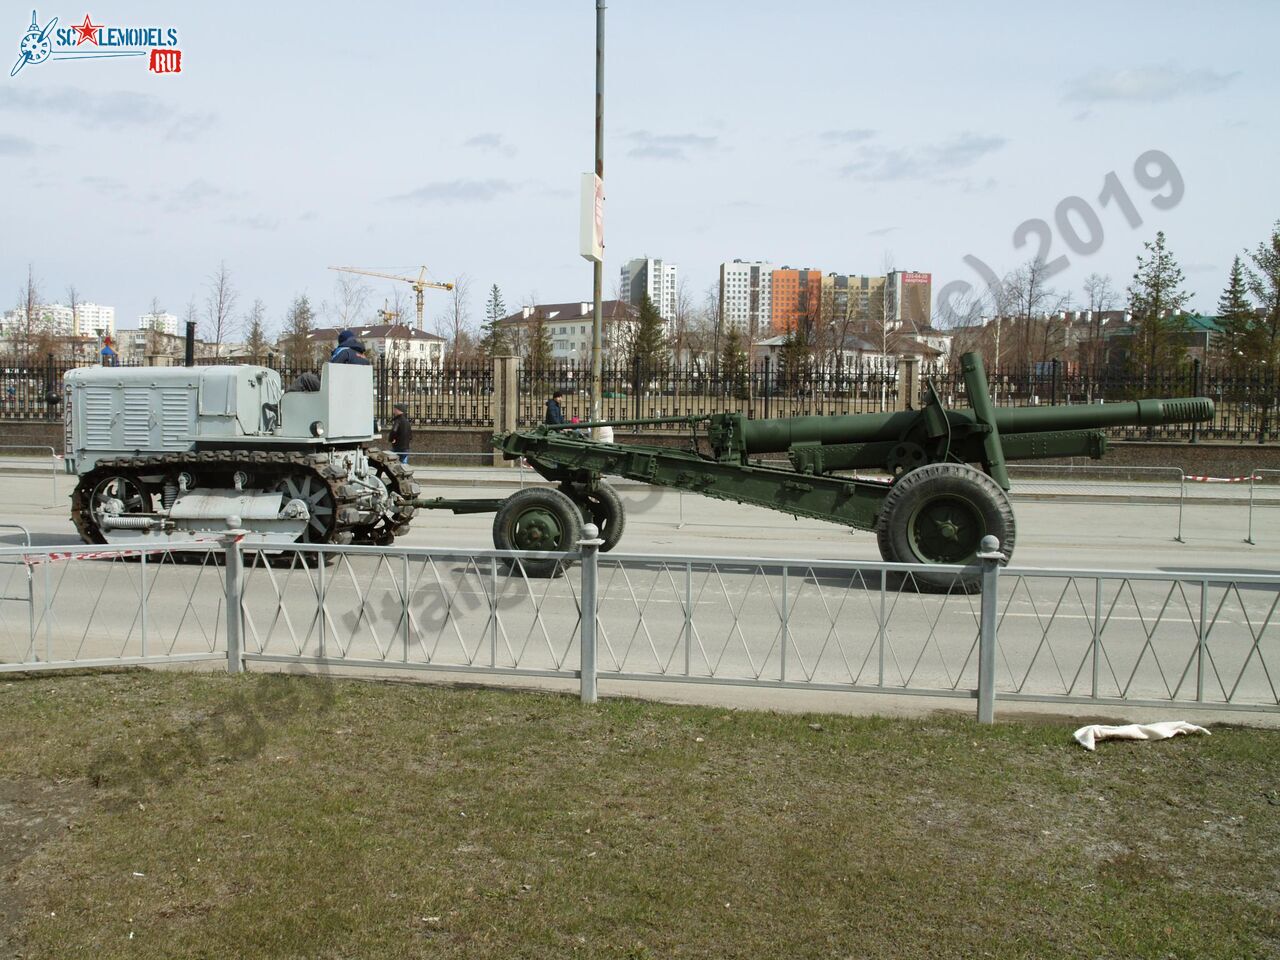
[1,533,1277,720]
[4,354,1278,441]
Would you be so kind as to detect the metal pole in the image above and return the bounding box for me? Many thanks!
[1246,471,1257,545]
[684,562,692,677]
[976,535,1003,723]
[1175,472,1185,543]
[1091,576,1102,700]
[780,566,788,682]
[490,555,499,667]
[579,522,603,703]
[139,549,148,659]
[1190,358,1201,444]
[1197,579,1208,702]
[589,0,606,434]
[223,534,244,674]
[402,553,411,663]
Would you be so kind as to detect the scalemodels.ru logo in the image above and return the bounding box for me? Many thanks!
[10,9,182,77]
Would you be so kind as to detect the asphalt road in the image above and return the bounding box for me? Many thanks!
[2,469,1278,717]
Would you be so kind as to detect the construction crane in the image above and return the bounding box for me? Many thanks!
[328,265,453,330]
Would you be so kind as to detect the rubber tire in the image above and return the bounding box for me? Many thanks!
[492,487,583,578]
[875,463,1015,593]
[560,480,626,552]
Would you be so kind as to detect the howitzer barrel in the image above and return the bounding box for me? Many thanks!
[737,396,1214,454]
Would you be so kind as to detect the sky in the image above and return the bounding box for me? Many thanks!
[2,0,1278,336]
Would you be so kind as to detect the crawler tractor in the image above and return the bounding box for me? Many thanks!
[64,363,417,546]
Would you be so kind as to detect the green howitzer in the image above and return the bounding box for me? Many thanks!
[465,351,1213,589]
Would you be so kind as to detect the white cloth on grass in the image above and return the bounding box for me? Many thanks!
[1073,720,1210,751]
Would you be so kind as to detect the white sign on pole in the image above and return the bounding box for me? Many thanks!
[579,172,603,263]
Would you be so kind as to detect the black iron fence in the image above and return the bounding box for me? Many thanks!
[4,355,1277,443]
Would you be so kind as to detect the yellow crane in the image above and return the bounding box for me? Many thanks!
[328,265,453,330]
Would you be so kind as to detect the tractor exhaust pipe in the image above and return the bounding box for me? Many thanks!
[185,320,196,367]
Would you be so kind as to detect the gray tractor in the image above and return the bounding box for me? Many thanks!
[63,363,417,546]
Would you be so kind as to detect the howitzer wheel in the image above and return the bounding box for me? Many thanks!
[875,463,1014,593]
[559,480,626,552]
[492,487,582,578]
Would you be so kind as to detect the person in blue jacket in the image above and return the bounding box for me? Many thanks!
[331,330,370,365]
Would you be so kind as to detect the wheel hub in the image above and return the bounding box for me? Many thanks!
[513,508,562,550]
[909,495,983,564]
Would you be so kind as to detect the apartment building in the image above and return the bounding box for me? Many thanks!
[620,257,678,323]
[718,259,772,338]
[138,310,179,335]
[769,267,824,334]
[885,271,933,326]
[821,273,886,326]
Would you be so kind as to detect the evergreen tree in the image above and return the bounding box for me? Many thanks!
[1127,231,1192,374]
[479,284,509,357]
[1246,219,1280,368]
[526,315,553,370]
[628,295,667,370]
[243,298,270,363]
[1214,256,1255,364]
[777,324,811,392]
[280,294,318,367]
[719,327,748,399]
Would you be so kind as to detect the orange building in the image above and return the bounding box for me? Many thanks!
[769,267,823,334]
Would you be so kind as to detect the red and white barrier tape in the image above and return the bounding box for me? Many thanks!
[22,535,235,566]
[1182,474,1260,484]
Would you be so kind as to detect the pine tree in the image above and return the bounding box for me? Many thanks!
[526,315,553,370]
[280,294,317,367]
[778,324,811,392]
[1214,256,1254,364]
[243,298,270,363]
[1127,231,1192,374]
[479,284,509,357]
[719,327,748,399]
[628,295,667,370]
[1246,219,1280,368]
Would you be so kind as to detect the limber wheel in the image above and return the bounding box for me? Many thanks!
[492,487,582,578]
[875,463,1015,593]
[560,480,626,552]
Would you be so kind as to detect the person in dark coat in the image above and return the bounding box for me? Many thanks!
[388,403,411,464]
[331,334,370,365]
[545,390,566,425]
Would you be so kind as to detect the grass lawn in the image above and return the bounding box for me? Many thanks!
[1,670,1278,959]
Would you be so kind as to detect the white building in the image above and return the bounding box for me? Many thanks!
[0,302,114,339]
[620,257,678,324]
[138,311,179,336]
[498,300,638,361]
[306,324,446,368]
[73,302,115,339]
[718,259,772,338]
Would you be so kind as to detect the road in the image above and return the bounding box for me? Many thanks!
[2,468,1278,720]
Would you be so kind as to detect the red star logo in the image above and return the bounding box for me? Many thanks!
[72,14,102,45]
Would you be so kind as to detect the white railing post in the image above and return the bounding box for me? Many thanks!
[578,522,604,704]
[222,531,245,674]
[976,535,1003,724]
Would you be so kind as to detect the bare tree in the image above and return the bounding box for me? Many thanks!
[279,294,320,367]
[1081,273,1116,369]
[324,275,370,330]
[441,274,474,369]
[8,264,51,363]
[65,284,80,339]
[202,261,239,359]
[999,259,1068,366]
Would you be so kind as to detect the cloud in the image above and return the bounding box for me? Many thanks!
[625,130,717,161]
[840,133,1006,182]
[1065,64,1237,103]
[390,179,517,204]
[0,85,214,139]
[221,214,280,231]
[819,128,876,145]
[143,178,237,212]
[867,226,899,237]
[82,175,130,197]
[463,132,516,157]
[0,133,35,156]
